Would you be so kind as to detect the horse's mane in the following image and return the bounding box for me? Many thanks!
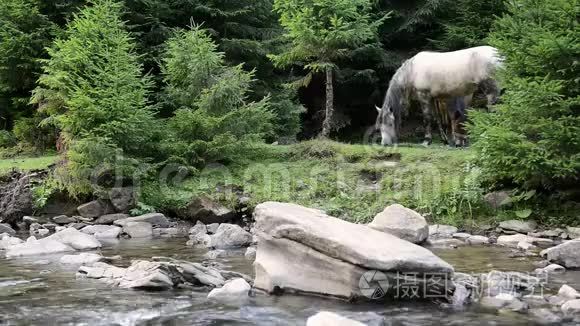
[380,58,413,133]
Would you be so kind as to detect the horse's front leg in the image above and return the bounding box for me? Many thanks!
[418,92,433,146]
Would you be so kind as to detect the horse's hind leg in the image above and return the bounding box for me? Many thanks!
[417,91,433,146]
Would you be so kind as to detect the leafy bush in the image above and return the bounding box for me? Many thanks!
[0,130,16,148]
[469,0,580,190]
[31,0,158,196]
[160,26,275,167]
[13,115,56,150]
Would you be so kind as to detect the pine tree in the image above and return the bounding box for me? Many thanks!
[161,26,275,166]
[270,0,385,138]
[0,0,56,130]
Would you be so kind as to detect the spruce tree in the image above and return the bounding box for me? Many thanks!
[32,0,157,195]
[469,0,579,190]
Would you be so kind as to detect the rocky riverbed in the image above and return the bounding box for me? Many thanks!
[2,200,580,325]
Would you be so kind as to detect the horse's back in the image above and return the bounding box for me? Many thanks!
[410,46,501,96]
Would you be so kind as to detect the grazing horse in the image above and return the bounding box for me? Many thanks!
[375,46,503,146]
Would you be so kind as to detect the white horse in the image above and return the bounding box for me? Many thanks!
[375,46,503,146]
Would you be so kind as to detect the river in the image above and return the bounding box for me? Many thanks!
[1,237,579,325]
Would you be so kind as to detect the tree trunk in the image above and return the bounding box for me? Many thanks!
[320,67,334,138]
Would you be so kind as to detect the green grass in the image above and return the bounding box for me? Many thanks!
[142,140,491,226]
[0,155,58,173]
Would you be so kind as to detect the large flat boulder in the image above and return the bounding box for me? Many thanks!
[253,202,453,300]
[541,240,580,268]
[368,204,428,244]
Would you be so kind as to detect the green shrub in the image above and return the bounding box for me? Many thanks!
[0,130,16,148]
[13,115,56,150]
[160,26,275,167]
[469,0,580,190]
[31,0,158,196]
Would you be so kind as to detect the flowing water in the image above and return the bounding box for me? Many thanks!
[1,236,580,325]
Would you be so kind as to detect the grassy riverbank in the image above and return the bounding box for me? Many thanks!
[141,140,495,226]
[0,155,58,173]
[5,140,576,228]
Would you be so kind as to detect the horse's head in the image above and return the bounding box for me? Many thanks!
[375,104,397,146]
[375,84,405,146]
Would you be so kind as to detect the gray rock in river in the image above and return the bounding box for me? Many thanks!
[562,299,580,315]
[368,204,429,244]
[529,308,563,325]
[541,240,580,268]
[179,196,235,224]
[189,221,208,237]
[566,227,580,239]
[496,234,552,248]
[122,222,153,238]
[207,278,251,301]
[52,215,77,225]
[187,233,211,248]
[78,260,182,289]
[0,233,24,249]
[558,285,580,299]
[45,227,101,250]
[483,190,511,209]
[306,312,367,326]
[466,235,490,245]
[252,202,453,300]
[77,199,115,219]
[481,270,540,297]
[81,225,122,239]
[5,237,74,257]
[499,220,537,233]
[109,187,136,212]
[114,213,170,228]
[426,238,465,248]
[429,224,458,238]
[207,223,220,234]
[60,253,103,265]
[0,223,16,235]
[452,232,472,240]
[93,213,128,225]
[78,258,250,290]
[534,264,565,275]
[480,293,527,312]
[210,224,252,249]
[245,247,257,260]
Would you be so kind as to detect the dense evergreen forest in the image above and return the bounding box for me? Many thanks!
[0,0,578,224]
